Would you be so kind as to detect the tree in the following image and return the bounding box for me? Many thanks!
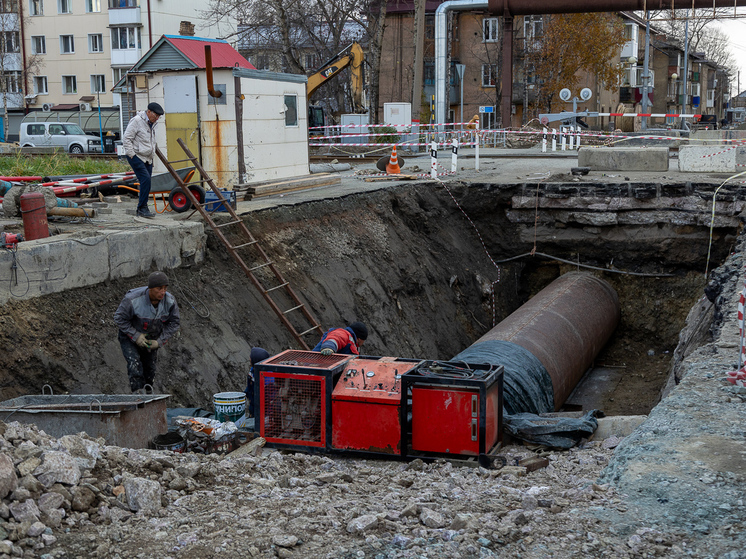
[527,13,627,114]
[203,0,388,123]
[648,9,737,74]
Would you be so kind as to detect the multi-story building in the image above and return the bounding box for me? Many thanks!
[6,0,236,139]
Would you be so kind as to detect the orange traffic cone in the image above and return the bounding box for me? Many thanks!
[386,146,401,175]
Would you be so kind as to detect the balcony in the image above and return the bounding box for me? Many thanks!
[620,86,653,105]
[109,3,141,26]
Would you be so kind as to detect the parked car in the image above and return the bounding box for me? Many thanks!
[19,122,102,154]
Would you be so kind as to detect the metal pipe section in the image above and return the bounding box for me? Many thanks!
[205,46,223,99]
[435,0,488,127]
[486,0,746,15]
[464,272,620,411]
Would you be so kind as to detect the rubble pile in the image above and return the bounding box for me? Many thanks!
[0,417,720,559]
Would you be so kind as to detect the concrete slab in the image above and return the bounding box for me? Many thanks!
[0,198,205,304]
[577,147,669,172]
[591,415,647,440]
[678,145,736,173]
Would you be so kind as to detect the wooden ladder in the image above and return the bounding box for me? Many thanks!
[156,138,324,349]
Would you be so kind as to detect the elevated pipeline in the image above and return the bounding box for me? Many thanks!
[453,272,620,414]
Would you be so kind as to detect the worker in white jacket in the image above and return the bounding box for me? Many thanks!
[122,102,164,218]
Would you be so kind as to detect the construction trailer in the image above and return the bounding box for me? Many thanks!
[116,35,310,189]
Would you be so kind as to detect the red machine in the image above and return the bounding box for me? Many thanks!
[0,232,23,248]
[253,350,504,467]
[331,356,420,455]
[403,362,503,459]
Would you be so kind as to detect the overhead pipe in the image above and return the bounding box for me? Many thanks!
[205,45,223,99]
[452,273,620,414]
[435,0,746,130]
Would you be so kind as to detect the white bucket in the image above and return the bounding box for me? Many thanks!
[213,392,246,423]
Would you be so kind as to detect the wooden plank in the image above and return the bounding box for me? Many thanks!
[246,177,342,200]
[242,173,335,190]
[363,174,422,182]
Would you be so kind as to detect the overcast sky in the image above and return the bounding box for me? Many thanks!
[719,17,746,95]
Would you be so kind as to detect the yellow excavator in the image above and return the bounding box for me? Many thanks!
[307,42,366,131]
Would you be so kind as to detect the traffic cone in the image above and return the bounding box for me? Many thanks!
[386,146,401,175]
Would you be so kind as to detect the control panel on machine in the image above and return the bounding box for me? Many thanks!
[337,356,419,396]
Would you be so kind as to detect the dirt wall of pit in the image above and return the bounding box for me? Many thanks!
[0,182,732,409]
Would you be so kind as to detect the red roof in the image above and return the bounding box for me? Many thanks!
[165,36,256,70]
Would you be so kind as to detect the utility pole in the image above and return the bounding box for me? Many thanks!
[641,12,651,131]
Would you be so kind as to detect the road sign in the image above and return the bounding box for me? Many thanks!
[479,106,494,114]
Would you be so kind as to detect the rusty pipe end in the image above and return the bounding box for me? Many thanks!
[205,45,223,99]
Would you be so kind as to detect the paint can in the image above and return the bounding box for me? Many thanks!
[151,431,186,453]
[213,392,246,423]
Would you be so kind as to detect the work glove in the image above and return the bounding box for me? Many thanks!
[320,348,333,356]
[135,333,148,348]
[147,339,160,351]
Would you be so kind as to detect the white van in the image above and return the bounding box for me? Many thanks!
[19,122,102,154]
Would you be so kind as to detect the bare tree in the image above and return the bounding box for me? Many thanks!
[203,0,388,122]
[648,9,737,73]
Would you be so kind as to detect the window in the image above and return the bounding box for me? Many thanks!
[28,124,46,135]
[424,63,434,86]
[284,95,297,126]
[305,53,317,71]
[34,75,48,94]
[90,74,105,93]
[58,0,70,13]
[255,54,269,70]
[112,67,127,85]
[2,71,21,93]
[108,0,137,7]
[0,0,18,13]
[483,18,499,42]
[482,64,498,87]
[31,35,46,54]
[60,35,74,53]
[2,32,19,53]
[111,27,140,50]
[30,0,42,14]
[89,34,103,52]
[523,15,543,50]
[62,75,76,93]
[425,15,434,40]
[86,0,99,11]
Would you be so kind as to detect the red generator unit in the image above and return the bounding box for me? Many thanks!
[401,360,504,467]
[255,350,352,451]
[331,356,422,457]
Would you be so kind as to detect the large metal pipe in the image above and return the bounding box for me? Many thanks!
[454,272,620,413]
[486,0,746,15]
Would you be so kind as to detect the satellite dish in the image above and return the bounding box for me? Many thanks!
[580,88,593,101]
[559,88,572,102]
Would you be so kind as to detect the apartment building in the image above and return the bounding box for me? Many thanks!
[20,0,236,114]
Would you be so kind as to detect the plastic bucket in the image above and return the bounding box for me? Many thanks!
[214,392,246,423]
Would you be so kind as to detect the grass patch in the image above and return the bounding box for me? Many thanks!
[0,153,130,178]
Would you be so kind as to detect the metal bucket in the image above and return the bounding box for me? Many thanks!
[152,431,186,453]
[213,392,246,423]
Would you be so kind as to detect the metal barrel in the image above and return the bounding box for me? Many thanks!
[471,272,620,411]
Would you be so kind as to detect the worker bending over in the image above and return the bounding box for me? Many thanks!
[114,271,180,392]
[313,322,367,355]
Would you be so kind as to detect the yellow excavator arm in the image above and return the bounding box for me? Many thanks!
[306,42,365,112]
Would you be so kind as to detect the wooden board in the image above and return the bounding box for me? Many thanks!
[242,173,342,200]
[363,174,423,182]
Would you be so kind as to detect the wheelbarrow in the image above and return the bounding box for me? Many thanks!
[118,167,205,213]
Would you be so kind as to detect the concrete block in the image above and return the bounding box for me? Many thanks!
[578,147,669,172]
[0,222,204,304]
[591,415,647,440]
[678,145,736,173]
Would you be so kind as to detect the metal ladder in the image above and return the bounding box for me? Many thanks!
[156,138,324,349]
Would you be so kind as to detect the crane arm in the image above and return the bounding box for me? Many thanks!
[306,42,365,112]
